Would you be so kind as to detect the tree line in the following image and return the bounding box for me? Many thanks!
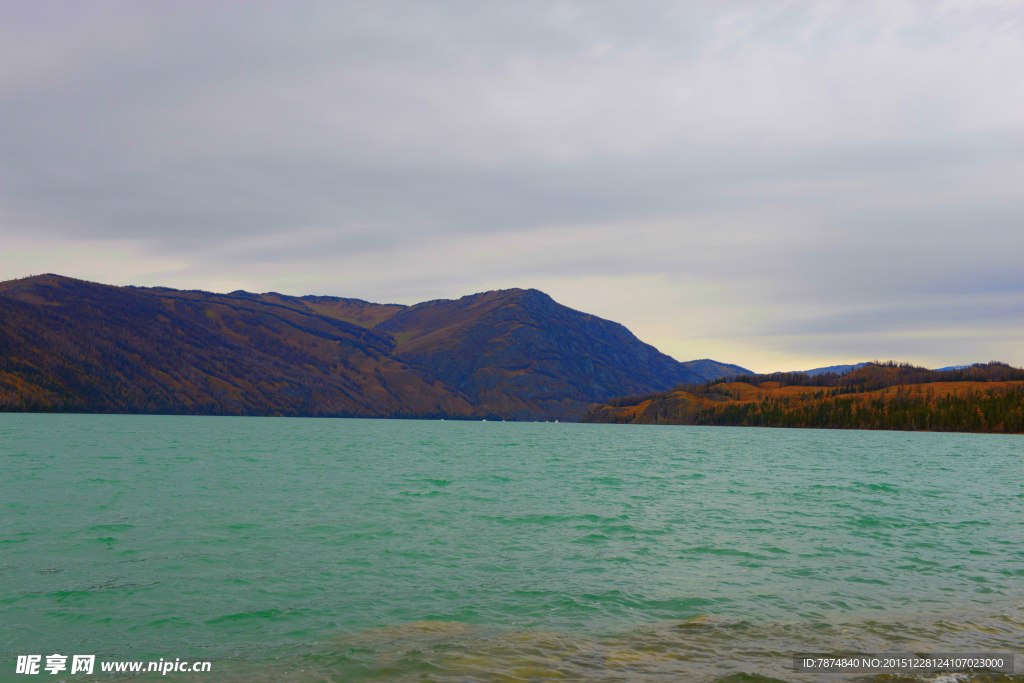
[583,362,1024,433]
[690,385,1024,433]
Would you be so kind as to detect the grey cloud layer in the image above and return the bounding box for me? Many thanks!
[2,0,1022,369]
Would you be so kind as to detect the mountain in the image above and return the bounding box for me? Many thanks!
[792,363,984,376]
[0,275,748,421]
[581,362,1024,433]
[791,362,869,376]
[678,358,752,383]
[0,274,470,418]
[376,288,750,420]
[794,363,984,376]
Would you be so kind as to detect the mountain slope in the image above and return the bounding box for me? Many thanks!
[0,275,748,421]
[377,288,748,420]
[0,275,471,417]
[294,295,406,328]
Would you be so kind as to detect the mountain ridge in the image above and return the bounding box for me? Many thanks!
[0,274,750,421]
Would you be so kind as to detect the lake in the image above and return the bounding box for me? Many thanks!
[1,414,1021,681]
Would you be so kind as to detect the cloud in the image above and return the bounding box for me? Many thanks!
[1,0,1022,371]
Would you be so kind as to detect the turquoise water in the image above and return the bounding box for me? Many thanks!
[1,414,1022,681]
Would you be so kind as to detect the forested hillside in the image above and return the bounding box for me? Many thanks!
[582,362,1024,433]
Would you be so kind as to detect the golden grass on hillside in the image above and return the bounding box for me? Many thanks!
[583,363,1024,434]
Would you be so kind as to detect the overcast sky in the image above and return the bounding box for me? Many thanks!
[2,1,1022,372]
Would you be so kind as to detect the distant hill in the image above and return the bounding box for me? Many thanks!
[0,275,748,421]
[581,362,1024,433]
[676,358,752,383]
[791,362,869,376]
[792,362,980,376]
